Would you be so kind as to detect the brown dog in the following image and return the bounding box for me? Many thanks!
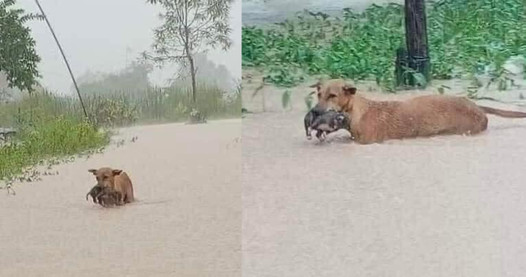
[311,79,526,144]
[88,167,134,204]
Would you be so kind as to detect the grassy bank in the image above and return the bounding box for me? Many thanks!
[0,115,109,182]
[0,83,240,182]
[242,0,526,91]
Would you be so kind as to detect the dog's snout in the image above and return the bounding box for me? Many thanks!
[311,103,327,114]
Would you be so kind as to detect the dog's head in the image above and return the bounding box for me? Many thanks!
[88,167,122,188]
[310,79,357,113]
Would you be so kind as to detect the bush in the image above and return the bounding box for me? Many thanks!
[0,115,108,181]
[87,96,138,127]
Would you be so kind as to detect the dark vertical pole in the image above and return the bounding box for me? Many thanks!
[404,0,430,87]
[34,0,89,120]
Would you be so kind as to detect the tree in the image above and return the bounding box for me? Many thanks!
[0,0,42,92]
[145,0,233,104]
[174,52,234,92]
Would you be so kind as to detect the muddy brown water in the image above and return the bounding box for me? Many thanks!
[0,120,241,277]
[242,75,526,276]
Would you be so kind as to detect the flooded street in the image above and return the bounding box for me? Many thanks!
[0,120,241,277]
[242,0,402,25]
[242,78,526,276]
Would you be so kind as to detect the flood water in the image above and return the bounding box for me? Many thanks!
[0,120,241,277]
[242,0,402,25]
[241,74,526,276]
[241,1,526,274]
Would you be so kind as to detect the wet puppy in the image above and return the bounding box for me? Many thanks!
[309,110,351,141]
[97,187,122,207]
[304,109,350,141]
[86,184,103,204]
[86,184,122,207]
[304,108,322,139]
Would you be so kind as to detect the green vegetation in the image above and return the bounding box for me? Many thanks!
[242,0,526,91]
[0,110,108,182]
[0,0,42,91]
[0,85,241,128]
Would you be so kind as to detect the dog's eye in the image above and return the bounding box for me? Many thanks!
[103,176,108,180]
[317,92,321,98]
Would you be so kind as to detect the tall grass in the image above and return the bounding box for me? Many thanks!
[133,83,241,124]
[0,83,241,127]
[242,0,526,91]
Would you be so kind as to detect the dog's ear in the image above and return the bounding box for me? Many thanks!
[309,81,321,90]
[342,84,357,95]
[112,169,123,176]
[88,169,97,175]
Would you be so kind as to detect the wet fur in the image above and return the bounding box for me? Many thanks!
[307,110,350,140]
[88,167,135,204]
[311,79,526,144]
[304,109,323,139]
[97,187,122,207]
[86,185,102,204]
[86,184,122,207]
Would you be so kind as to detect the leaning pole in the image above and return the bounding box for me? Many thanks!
[34,0,89,120]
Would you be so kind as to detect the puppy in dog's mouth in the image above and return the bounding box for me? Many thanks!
[304,109,350,141]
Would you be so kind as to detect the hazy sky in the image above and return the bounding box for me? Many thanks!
[17,0,241,94]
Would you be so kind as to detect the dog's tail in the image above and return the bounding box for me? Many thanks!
[478,105,526,118]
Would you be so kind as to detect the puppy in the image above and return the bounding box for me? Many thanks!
[86,184,122,207]
[309,110,351,141]
[304,108,324,140]
[86,184,102,204]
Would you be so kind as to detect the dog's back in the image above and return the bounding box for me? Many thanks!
[115,171,134,203]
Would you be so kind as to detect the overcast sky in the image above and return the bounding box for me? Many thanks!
[17,0,241,94]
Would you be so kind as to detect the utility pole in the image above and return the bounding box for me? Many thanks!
[34,0,89,120]
[398,0,430,88]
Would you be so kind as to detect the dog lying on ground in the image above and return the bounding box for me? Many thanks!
[86,184,122,207]
[88,167,134,205]
[310,79,526,144]
[304,109,351,141]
